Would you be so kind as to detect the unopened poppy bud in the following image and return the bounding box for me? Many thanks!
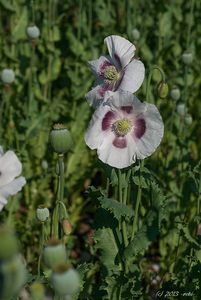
[26,25,40,39]
[36,205,49,222]
[182,51,193,65]
[49,124,73,154]
[0,226,19,259]
[176,103,186,117]
[196,224,201,236]
[157,81,169,99]
[170,86,180,101]
[0,254,27,299]
[43,239,66,268]
[51,264,80,296]
[1,68,15,84]
[184,114,192,126]
[132,28,140,41]
[62,219,72,235]
[41,160,48,170]
[30,282,45,300]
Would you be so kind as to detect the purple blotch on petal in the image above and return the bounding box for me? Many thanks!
[113,137,127,148]
[102,111,116,131]
[134,118,146,139]
[121,106,133,114]
[114,54,122,70]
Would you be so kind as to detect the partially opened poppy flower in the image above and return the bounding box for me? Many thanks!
[86,35,145,108]
[85,91,164,169]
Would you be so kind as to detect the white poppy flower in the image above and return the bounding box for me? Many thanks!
[86,35,145,108]
[0,147,26,211]
[85,91,164,169]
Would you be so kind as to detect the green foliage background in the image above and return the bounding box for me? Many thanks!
[0,0,201,298]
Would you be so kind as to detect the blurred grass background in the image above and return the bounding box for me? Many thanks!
[0,0,201,273]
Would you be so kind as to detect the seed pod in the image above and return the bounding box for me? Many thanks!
[170,86,180,101]
[62,219,72,235]
[176,103,186,117]
[51,264,80,296]
[1,69,15,84]
[182,51,193,65]
[49,124,74,154]
[157,81,169,99]
[132,28,140,41]
[36,205,49,222]
[0,254,27,299]
[30,282,45,300]
[26,25,40,39]
[184,114,192,126]
[43,239,66,268]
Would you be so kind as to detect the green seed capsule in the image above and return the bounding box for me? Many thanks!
[184,114,192,125]
[182,51,193,65]
[43,239,66,268]
[170,86,180,101]
[30,282,45,300]
[0,254,27,299]
[157,81,169,99]
[1,69,15,84]
[176,103,186,116]
[26,25,40,39]
[36,205,49,222]
[132,28,140,41]
[49,124,73,154]
[52,265,80,296]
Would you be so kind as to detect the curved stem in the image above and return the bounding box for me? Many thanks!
[37,222,45,277]
[146,65,166,102]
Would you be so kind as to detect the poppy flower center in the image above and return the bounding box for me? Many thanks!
[113,118,131,136]
[104,65,120,84]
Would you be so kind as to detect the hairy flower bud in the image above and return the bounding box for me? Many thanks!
[182,51,193,65]
[49,124,73,154]
[0,254,27,299]
[43,239,66,268]
[26,25,40,39]
[170,86,180,101]
[36,205,49,222]
[62,219,72,235]
[184,114,192,126]
[176,103,186,117]
[132,28,140,40]
[1,68,15,84]
[51,264,80,296]
[196,224,201,236]
[157,81,169,99]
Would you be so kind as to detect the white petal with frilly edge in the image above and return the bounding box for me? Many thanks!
[134,102,164,159]
[118,59,145,93]
[105,35,136,68]
[0,176,26,198]
[0,151,22,187]
[85,105,116,150]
